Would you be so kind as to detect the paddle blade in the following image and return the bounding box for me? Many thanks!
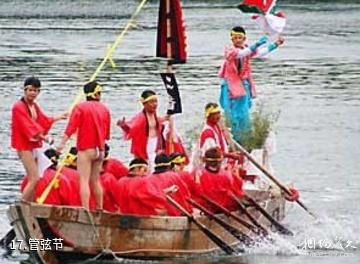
[160,73,182,114]
[156,0,187,64]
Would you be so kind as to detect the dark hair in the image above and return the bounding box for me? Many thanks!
[69,147,77,155]
[24,76,41,88]
[204,147,222,167]
[84,80,100,101]
[141,89,156,100]
[44,148,60,167]
[231,26,246,35]
[154,153,170,174]
[104,143,110,159]
[129,158,148,169]
[205,102,219,111]
[169,152,183,162]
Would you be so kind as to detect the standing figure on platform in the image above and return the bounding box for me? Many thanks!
[117,90,168,169]
[11,76,67,201]
[219,26,284,142]
[57,81,111,210]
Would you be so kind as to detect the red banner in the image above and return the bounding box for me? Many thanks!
[156,0,187,64]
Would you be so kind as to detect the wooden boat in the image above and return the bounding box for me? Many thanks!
[7,188,286,264]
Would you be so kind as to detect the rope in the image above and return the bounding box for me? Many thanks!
[37,0,149,205]
[84,209,105,250]
[69,0,149,112]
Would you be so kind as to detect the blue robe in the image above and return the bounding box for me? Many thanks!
[219,79,252,143]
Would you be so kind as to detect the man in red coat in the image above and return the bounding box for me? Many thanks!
[57,81,111,210]
[147,154,192,216]
[11,76,67,202]
[114,158,167,216]
[101,144,128,180]
[192,147,244,213]
[117,90,167,169]
[199,102,244,165]
[199,102,229,156]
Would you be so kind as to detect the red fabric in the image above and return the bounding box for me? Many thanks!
[34,170,61,205]
[218,46,257,99]
[21,168,73,205]
[100,172,119,212]
[199,123,227,154]
[178,171,197,196]
[11,99,54,150]
[285,187,300,202]
[60,166,97,209]
[240,0,275,13]
[164,131,189,164]
[114,177,168,216]
[60,167,82,206]
[147,171,192,216]
[121,111,164,160]
[65,101,110,151]
[191,168,244,212]
[102,158,128,180]
[156,0,187,64]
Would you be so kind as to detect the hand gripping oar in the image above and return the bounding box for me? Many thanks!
[165,194,235,255]
[231,138,317,219]
[187,198,253,247]
[243,194,293,236]
[0,229,16,250]
[201,195,264,236]
[228,193,269,236]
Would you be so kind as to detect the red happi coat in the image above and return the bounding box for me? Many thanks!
[21,168,74,205]
[114,176,168,216]
[191,168,244,212]
[199,122,228,154]
[11,98,54,150]
[147,171,192,216]
[121,111,164,160]
[60,166,82,207]
[65,101,111,151]
[218,45,257,99]
[102,158,128,180]
[100,172,119,213]
[60,166,98,209]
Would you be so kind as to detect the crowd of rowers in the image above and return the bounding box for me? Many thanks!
[11,77,298,216]
[21,145,244,216]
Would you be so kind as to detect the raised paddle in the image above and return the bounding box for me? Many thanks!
[243,194,293,236]
[165,194,236,255]
[187,198,253,247]
[231,138,317,219]
[228,194,269,236]
[201,195,263,236]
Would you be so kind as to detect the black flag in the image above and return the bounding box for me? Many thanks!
[160,73,182,115]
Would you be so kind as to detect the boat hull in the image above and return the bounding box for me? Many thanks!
[7,189,286,263]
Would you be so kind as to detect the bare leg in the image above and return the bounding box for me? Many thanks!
[77,150,93,210]
[18,150,39,202]
[90,150,104,210]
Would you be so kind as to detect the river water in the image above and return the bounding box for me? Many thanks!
[0,0,359,263]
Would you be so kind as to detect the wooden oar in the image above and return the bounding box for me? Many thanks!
[244,194,293,236]
[231,139,317,219]
[201,195,263,236]
[165,195,236,255]
[228,194,269,236]
[187,198,253,247]
[0,228,15,250]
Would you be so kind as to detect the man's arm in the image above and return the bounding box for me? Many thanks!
[253,35,285,58]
